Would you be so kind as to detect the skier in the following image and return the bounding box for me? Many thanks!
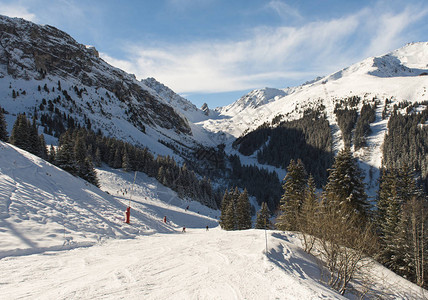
[185,205,189,211]
[206,225,209,231]
[182,226,186,233]
[163,216,167,223]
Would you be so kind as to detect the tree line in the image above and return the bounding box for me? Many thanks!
[234,109,334,188]
[383,104,428,189]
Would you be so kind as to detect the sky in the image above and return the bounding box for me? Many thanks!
[1,0,428,108]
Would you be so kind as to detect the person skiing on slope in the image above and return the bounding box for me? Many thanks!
[182,226,186,233]
[163,216,167,223]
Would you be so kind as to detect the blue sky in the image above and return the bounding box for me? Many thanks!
[1,0,428,108]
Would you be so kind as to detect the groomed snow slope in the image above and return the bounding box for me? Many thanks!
[0,141,426,299]
[1,228,425,299]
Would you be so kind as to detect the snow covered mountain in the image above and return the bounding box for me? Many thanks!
[0,15,215,160]
[217,87,289,116]
[0,141,424,299]
[199,42,428,197]
[203,42,428,140]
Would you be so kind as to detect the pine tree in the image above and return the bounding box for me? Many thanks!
[276,159,307,231]
[74,135,87,177]
[323,147,368,218]
[220,189,236,230]
[236,189,252,230]
[220,189,231,229]
[0,107,8,141]
[9,114,30,151]
[38,134,48,159]
[55,132,77,175]
[81,156,99,187]
[255,202,272,229]
[223,199,236,230]
[29,116,40,155]
[377,166,427,286]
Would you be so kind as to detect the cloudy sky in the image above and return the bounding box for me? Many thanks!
[1,0,428,107]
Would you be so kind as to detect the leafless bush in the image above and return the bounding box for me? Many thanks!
[314,203,379,295]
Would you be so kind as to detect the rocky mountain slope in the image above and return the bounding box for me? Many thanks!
[0,15,213,160]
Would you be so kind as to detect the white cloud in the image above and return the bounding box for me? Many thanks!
[101,4,428,95]
[0,3,36,21]
[266,0,302,20]
[364,5,428,57]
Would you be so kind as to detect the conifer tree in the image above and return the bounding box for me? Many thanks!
[377,166,427,286]
[220,189,231,228]
[236,189,252,230]
[73,135,87,178]
[323,147,368,218]
[220,189,236,230]
[55,132,77,175]
[223,199,236,230]
[9,114,30,151]
[0,107,8,141]
[255,202,272,229]
[276,159,307,231]
[81,156,99,187]
[38,134,48,159]
[113,147,122,169]
[30,116,40,155]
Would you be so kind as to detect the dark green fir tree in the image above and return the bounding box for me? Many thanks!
[276,159,307,231]
[235,189,252,230]
[0,107,8,142]
[255,202,272,229]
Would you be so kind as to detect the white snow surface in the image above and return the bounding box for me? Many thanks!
[0,141,426,299]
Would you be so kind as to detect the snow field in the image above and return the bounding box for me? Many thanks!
[0,229,344,300]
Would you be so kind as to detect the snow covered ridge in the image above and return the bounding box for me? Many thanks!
[206,42,428,139]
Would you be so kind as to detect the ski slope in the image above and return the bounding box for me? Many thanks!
[0,141,217,256]
[0,141,426,299]
[0,228,425,299]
